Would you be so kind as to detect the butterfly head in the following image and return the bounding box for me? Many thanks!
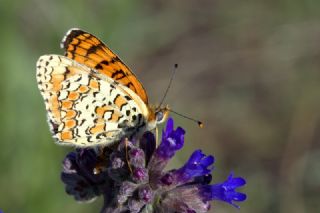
[147,105,170,130]
[154,105,170,124]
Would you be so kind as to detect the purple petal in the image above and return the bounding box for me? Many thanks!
[173,150,214,183]
[155,118,185,159]
[199,172,247,208]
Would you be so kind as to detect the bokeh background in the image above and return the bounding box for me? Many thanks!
[1,0,320,212]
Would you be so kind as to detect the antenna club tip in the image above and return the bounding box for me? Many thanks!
[174,63,178,68]
[198,121,204,128]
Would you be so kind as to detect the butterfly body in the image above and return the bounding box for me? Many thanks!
[36,29,168,147]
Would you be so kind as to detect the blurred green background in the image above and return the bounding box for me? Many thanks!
[1,0,320,212]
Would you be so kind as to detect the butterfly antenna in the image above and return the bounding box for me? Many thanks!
[158,64,178,109]
[169,109,204,128]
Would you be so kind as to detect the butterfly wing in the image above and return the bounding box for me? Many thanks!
[61,28,149,104]
[36,55,148,147]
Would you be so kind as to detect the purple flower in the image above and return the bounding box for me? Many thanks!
[138,185,154,202]
[139,131,156,164]
[60,117,247,212]
[155,117,185,159]
[148,117,186,180]
[174,150,214,183]
[199,173,247,208]
[61,149,111,202]
[132,167,148,182]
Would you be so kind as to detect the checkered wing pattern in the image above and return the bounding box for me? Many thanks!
[36,55,148,147]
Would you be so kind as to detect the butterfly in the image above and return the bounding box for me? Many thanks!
[36,28,169,147]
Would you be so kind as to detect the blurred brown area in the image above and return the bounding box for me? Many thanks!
[1,0,320,212]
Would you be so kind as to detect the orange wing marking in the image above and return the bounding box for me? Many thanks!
[61,28,148,104]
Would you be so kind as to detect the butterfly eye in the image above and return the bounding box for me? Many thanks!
[156,111,164,123]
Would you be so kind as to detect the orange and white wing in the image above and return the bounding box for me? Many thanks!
[61,28,149,104]
[36,55,148,147]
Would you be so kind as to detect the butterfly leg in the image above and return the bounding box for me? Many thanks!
[93,146,108,175]
[124,138,133,174]
[155,126,159,145]
[93,144,117,174]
